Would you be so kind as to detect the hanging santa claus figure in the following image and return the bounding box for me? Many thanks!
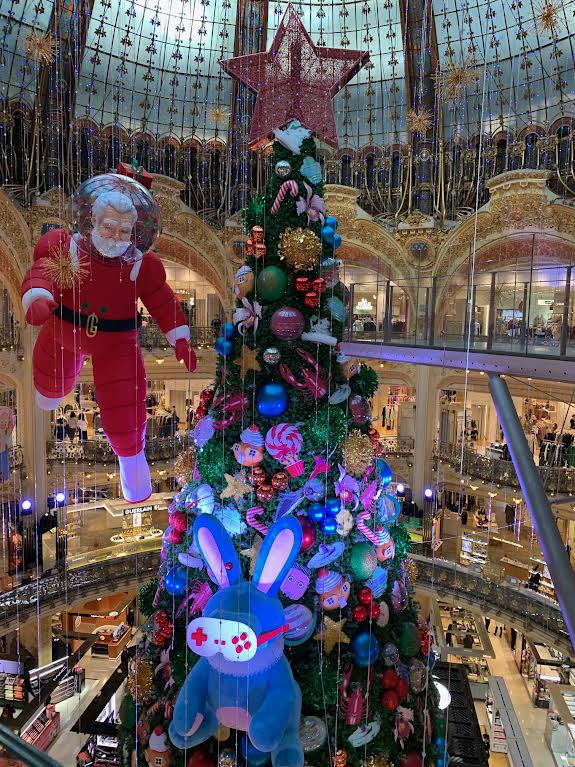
[21,169,197,503]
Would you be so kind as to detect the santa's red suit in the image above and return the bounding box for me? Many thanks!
[22,228,196,502]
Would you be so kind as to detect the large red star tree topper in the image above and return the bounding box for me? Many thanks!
[219,5,369,149]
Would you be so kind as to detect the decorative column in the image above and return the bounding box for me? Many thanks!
[412,365,436,506]
[227,0,269,213]
[20,332,47,520]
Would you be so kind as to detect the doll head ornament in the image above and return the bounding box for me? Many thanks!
[169,514,305,767]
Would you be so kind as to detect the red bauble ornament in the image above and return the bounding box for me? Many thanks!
[153,631,167,646]
[250,467,267,487]
[256,483,276,502]
[381,668,399,690]
[187,748,214,767]
[400,755,423,767]
[352,605,369,623]
[171,511,188,533]
[396,678,410,700]
[381,690,399,711]
[357,586,373,606]
[167,528,183,544]
[304,290,320,308]
[369,602,381,620]
[295,276,311,293]
[271,471,289,491]
[297,515,316,552]
[312,277,327,293]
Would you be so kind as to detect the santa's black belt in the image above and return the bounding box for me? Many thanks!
[55,305,143,333]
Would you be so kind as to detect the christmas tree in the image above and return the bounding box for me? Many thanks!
[118,8,445,767]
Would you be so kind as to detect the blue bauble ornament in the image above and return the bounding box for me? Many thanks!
[324,497,341,517]
[214,337,234,356]
[165,565,188,596]
[308,502,326,523]
[434,736,446,751]
[426,650,436,669]
[222,322,236,340]
[350,630,380,667]
[325,216,338,230]
[375,458,393,487]
[321,226,335,243]
[435,759,445,767]
[333,233,342,250]
[320,517,337,535]
[241,736,270,767]
[256,382,289,417]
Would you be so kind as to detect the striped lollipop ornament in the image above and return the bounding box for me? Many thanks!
[271,180,299,214]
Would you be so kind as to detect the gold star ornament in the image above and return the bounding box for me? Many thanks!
[407,108,432,136]
[314,616,350,655]
[42,245,89,290]
[220,472,251,501]
[434,61,477,103]
[23,32,57,65]
[241,534,263,576]
[233,345,261,377]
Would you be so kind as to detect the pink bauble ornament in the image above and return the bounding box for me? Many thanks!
[400,755,423,767]
[270,306,305,341]
[350,395,371,426]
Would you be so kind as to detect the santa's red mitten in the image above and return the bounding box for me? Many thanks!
[174,339,197,373]
[25,297,58,326]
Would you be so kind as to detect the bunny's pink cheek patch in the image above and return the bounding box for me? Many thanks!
[217,707,251,731]
[185,713,204,737]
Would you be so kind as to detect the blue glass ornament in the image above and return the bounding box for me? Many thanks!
[435,759,444,767]
[308,502,326,523]
[350,630,380,667]
[257,383,289,417]
[325,216,338,230]
[241,736,270,767]
[222,322,236,340]
[320,517,337,535]
[426,650,436,670]
[321,226,335,243]
[377,493,401,526]
[214,337,234,356]
[324,497,341,517]
[434,736,446,751]
[165,565,188,596]
[327,296,347,323]
[375,458,393,487]
[333,234,342,250]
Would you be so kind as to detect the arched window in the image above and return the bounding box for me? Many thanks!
[525,133,539,169]
[163,144,176,177]
[341,155,352,186]
[106,135,122,169]
[495,139,507,175]
[557,125,571,174]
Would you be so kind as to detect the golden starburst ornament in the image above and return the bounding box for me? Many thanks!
[208,105,231,125]
[537,1,563,35]
[42,245,89,289]
[174,448,196,485]
[434,62,477,103]
[407,108,432,136]
[23,32,57,65]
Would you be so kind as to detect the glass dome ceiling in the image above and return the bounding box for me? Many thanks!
[1,0,575,149]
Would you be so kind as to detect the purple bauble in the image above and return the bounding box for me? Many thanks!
[270,307,305,341]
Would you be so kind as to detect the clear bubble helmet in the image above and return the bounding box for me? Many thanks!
[71,172,160,253]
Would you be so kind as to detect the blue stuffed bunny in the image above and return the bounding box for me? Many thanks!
[169,513,304,767]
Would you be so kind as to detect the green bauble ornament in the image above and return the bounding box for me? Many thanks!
[257,266,288,302]
[350,542,378,580]
[399,622,421,658]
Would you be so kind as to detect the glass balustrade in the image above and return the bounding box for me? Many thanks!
[346,263,575,359]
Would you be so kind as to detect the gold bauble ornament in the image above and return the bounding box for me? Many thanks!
[406,559,418,585]
[334,750,348,767]
[363,757,392,767]
[174,448,196,485]
[127,660,154,702]
[341,430,374,477]
[214,724,231,741]
[278,227,322,271]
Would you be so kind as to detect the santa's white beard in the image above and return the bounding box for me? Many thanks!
[91,229,131,258]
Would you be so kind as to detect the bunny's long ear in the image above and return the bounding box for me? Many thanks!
[253,517,302,596]
[193,513,241,589]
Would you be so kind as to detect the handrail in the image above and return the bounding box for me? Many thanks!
[412,553,572,653]
[138,322,215,350]
[433,440,575,494]
[46,434,189,464]
[1,547,570,652]
[0,720,63,766]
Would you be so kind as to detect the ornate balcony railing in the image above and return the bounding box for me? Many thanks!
[0,543,570,652]
[434,440,575,494]
[138,323,215,351]
[412,553,571,654]
[46,435,188,464]
[377,436,415,456]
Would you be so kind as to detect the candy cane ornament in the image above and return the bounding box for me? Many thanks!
[246,505,269,536]
[271,180,299,215]
[356,510,387,545]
